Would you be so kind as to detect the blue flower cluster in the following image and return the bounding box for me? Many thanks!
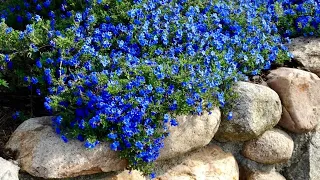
[0,0,314,176]
[276,0,320,37]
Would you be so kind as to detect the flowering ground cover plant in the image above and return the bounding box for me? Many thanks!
[276,0,320,37]
[0,0,318,177]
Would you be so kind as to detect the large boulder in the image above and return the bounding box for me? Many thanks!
[242,129,294,164]
[5,117,127,179]
[155,145,239,180]
[215,82,282,142]
[288,37,320,77]
[0,157,19,180]
[267,68,320,133]
[6,110,221,179]
[159,107,221,160]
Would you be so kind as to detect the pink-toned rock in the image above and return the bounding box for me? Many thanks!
[109,170,145,180]
[267,68,320,133]
[155,145,239,180]
[288,37,320,77]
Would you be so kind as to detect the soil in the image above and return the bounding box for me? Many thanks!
[0,107,20,160]
[0,93,46,161]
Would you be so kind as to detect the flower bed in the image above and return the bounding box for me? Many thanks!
[0,0,319,177]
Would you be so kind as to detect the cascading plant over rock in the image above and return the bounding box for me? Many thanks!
[2,0,319,177]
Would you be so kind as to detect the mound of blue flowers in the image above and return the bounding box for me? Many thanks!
[0,0,319,177]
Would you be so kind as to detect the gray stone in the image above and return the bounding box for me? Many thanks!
[0,157,19,180]
[159,107,221,160]
[248,171,286,180]
[267,68,320,133]
[242,129,294,164]
[215,82,282,142]
[5,117,127,179]
[288,37,320,77]
[277,125,320,180]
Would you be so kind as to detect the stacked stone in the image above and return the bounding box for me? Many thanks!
[2,37,320,180]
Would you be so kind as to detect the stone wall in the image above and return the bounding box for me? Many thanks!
[2,37,320,180]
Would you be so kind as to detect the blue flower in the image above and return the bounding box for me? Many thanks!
[107,133,118,140]
[48,11,55,19]
[150,173,156,179]
[36,89,41,95]
[89,116,100,128]
[31,77,38,84]
[5,27,13,34]
[110,141,120,151]
[44,102,52,111]
[88,15,95,24]
[36,4,42,11]
[4,55,10,63]
[78,119,85,130]
[163,114,170,123]
[77,134,85,142]
[170,119,178,126]
[186,98,194,106]
[26,25,34,34]
[54,116,63,125]
[146,127,154,136]
[55,127,61,134]
[61,135,68,143]
[17,15,23,23]
[12,111,20,120]
[76,98,83,106]
[85,140,100,149]
[227,112,233,120]
[19,32,25,40]
[34,15,41,22]
[75,13,82,22]
[135,141,144,150]
[36,59,42,68]
[26,12,32,20]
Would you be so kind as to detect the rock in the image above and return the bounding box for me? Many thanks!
[155,144,239,180]
[288,37,320,77]
[243,129,294,164]
[6,110,221,179]
[277,125,320,180]
[0,157,19,180]
[19,171,120,180]
[211,140,276,180]
[5,117,127,179]
[109,170,145,180]
[248,171,286,180]
[267,68,320,133]
[159,107,221,160]
[214,82,282,142]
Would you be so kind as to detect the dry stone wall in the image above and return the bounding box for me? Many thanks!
[2,37,320,180]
